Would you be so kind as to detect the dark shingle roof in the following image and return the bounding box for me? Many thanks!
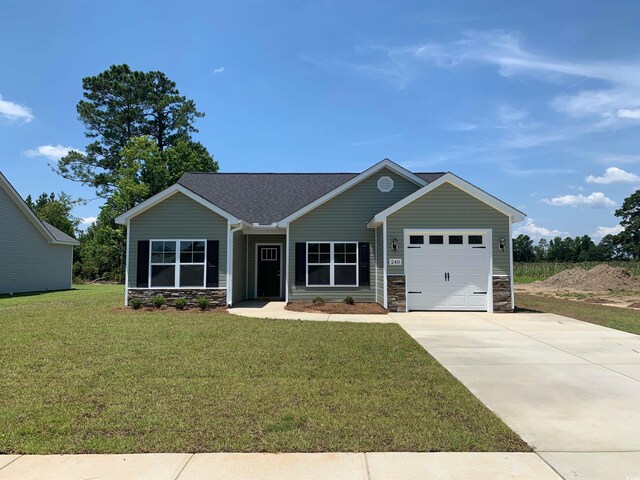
[178,172,445,225]
[43,221,79,245]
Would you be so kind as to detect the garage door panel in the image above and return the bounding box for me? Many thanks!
[409,294,448,310]
[469,295,488,308]
[449,295,467,308]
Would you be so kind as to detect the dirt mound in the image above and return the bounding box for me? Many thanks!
[539,264,640,291]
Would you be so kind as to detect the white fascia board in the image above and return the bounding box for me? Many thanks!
[115,184,240,225]
[0,171,61,245]
[368,173,526,227]
[276,159,427,228]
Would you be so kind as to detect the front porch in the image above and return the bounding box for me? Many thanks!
[231,233,287,304]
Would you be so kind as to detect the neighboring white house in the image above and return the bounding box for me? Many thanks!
[0,171,79,295]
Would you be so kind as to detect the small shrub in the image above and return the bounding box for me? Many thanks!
[197,297,209,311]
[343,296,355,305]
[153,294,166,309]
[312,296,325,304]
[130,298,142,310]
[174,298,187,310]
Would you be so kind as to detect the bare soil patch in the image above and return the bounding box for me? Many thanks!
[537,264,640,291]
[517,264,640,310]
[286,301,388,314]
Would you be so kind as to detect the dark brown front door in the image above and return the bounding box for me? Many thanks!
[257,245,281,297]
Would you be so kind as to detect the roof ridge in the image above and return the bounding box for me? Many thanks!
[182,172,360,175]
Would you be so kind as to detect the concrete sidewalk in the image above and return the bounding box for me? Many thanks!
[0,452,562,480]
[230,301,393,322]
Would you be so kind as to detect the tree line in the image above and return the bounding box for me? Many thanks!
[513,191,640,263]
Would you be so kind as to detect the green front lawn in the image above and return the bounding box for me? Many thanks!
[0,285,527,454]
[516,292,640,335]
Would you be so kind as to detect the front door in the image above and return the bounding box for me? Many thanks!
[257,245,281,298]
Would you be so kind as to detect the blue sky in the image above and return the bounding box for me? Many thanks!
[1,0,639,240]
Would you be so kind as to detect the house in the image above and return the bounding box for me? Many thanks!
[0,171,79,295]
[115,159,525,312]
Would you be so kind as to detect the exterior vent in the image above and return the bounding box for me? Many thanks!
[377,176,394,192]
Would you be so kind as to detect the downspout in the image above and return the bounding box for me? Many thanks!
[124,219,130,306]
[227,223,243,307]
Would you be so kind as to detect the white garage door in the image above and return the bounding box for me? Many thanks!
[405,231,490,311]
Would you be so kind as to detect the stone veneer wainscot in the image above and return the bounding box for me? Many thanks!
[128,288,227,307]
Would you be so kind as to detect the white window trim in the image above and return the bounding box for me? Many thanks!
[148,239,208,289]
[305,241,359,287]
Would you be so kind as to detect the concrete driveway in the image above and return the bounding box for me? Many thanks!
[392,311,640,480]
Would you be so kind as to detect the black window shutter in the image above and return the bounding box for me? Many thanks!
[136,240,149,288]
[206,240,219,287]
[295,243,306,286]
[358,242,370,286]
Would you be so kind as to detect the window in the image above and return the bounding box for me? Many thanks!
[307,242,358,286]
[468,235,483,245]
[409,235,424,245]
[429,235,444,245]
[449,235,463,245]
[150,240,206,288]
[260,247,278,261]
[377,176,394,192]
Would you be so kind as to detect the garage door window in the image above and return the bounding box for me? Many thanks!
[409,235,424,245]
[307,242,358,286]
[429,235,444,245]
[468,235,483,245]
[449,235,463,245]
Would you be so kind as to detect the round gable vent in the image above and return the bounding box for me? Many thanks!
[377,176,394,192]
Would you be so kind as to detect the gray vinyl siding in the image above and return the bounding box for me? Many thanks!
[0,185,73,294]
[232,230,247,304]
[375,225,384,303]
[246,234,286,299]
[288,168,420,302]
[387,182,511,276]
[127,192,228,288]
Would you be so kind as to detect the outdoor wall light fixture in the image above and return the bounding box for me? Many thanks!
[499,238,505,252]
[392,238,398,251]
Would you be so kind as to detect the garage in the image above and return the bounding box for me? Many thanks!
[405,230,491,311]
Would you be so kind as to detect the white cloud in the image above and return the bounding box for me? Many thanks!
[617,108,640,119]
[506,167,574,176]
[80,217,97,226]
[497,104,529,124]
[352,133,403,146]
[514,218,568,239]
[0,94,34,122]
[593,225,624,240]
[586,167,640,185]
[543,192,616,208]
[24,144,82,161]
[448,122,477,131]
[213,67,225,74]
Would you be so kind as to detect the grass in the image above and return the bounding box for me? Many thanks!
[0,285,527,454]
[514,260,640,283]
[516,292,640,335]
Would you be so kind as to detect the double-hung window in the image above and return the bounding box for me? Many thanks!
[150,240,206,288]
[307,242,358,286]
